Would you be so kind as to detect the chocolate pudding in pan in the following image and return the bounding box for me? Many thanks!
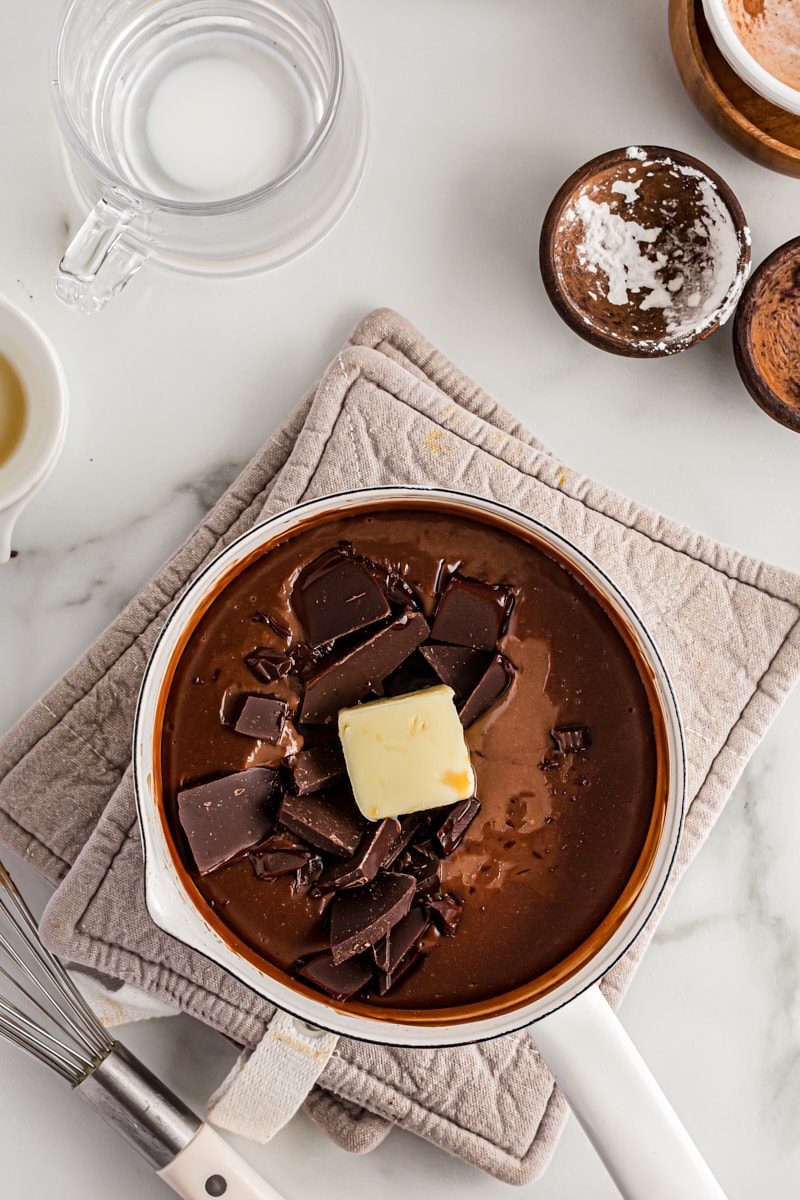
[159,502,664,1014]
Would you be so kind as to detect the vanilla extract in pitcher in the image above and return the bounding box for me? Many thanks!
[0,352,27,468]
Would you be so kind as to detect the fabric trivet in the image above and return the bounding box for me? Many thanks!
[1,308,800,1184]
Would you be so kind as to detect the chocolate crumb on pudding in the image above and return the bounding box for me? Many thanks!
[160,505,661,1013]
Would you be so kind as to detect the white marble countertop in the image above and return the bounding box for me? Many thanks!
[2,1,800,1196]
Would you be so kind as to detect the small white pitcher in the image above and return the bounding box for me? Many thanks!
[0,297,68,564]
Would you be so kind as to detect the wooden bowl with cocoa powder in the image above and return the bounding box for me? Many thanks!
[733,237,800,433]
[540,145,751,357]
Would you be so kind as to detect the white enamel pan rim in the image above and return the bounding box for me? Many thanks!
[133,486,686,1048]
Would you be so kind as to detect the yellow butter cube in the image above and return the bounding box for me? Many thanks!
[337,685,475,821]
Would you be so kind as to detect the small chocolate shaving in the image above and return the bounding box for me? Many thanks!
[244,648,293,683]
[419,643,493,701]
[360,556,421,609]
[330,873,416,965]
[403,846,442,894]
[177,768,279,875]
[298,950,374,1001]
[294,546,391,647]
[291,641,334,676]
[426,893,463,935]
[538,750,564,771]
[373,906,429,973]
[290,743,346,794]
[375,945,425,996]
[430,573,514,651]
[300,608,430,724]
[435,798,481,856]
[319,819,402,891]
[251,611,292,640]
[233,694,288,742]
[293,856,322,891]
[278,790,366,858]
[251,834,313,880]
[458,654,514,727]
[551,723,592,753]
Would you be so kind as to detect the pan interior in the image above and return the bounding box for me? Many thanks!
[142,490,679,1037]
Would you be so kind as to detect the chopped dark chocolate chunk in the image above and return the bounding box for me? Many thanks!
[382,650,440,698]
[300,608,430,724]
[419,643,494,701]
[233,694,288,742]
[373,906,429,974]
[330,873,416,965]
[430,573,514,651]
[375,945,425,996]
[426,893,463,936]
[278,790,366,858]
[250,833,313,880]
[319,819,402,891]
[361,680,385,701]
[403,846,442,894]
[551,723,592,753]
[177,768,279,875]
[458,654,514,727]
[244,647,294,683]
[290,743,346,794]
[298,950,374,1001]
[435,797,481,856]
[381,812,426,868]
[294,546,392,648]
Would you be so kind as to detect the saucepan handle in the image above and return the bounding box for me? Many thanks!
[529,984,728,1200]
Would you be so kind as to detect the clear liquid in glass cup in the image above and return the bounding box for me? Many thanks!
[51,0,368,312]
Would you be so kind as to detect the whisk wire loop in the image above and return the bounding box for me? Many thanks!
[0,861,113,1083]
[0,988,97,1075]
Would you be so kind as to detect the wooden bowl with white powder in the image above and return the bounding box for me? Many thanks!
[539,145,751,357]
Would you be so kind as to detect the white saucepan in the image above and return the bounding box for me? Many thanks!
[133,487,728,1200]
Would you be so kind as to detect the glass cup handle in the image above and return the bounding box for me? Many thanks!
[55,194,145,313]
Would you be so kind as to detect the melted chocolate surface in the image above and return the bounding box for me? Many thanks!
[161,507,658,1011]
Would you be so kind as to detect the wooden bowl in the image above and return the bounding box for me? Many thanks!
[669,0,800,178]
[539,145,751,358]
[733,237,800,433]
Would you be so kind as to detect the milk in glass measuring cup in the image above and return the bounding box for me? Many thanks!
[50,0,368,312]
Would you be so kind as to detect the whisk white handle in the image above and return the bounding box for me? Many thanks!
[158,1124,285,1200]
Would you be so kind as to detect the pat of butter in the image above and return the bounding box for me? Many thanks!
[337,685,475,821]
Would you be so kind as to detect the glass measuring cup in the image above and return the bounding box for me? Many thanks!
[50,0,368,312]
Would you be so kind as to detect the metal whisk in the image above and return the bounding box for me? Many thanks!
[0,861,279,1200]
